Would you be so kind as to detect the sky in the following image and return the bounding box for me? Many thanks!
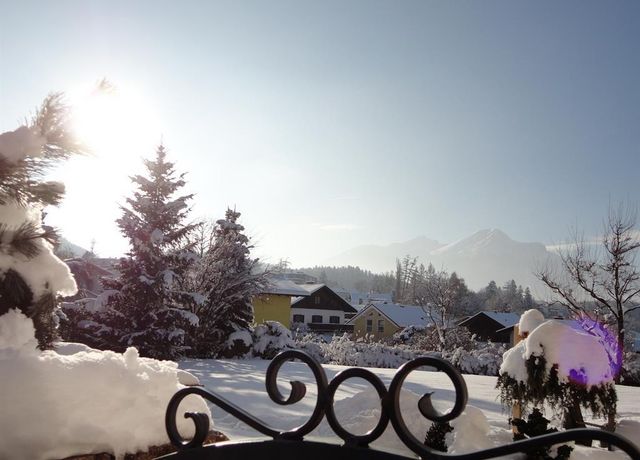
[1,1,639,268]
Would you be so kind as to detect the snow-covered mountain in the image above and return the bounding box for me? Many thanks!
[323,229,559,294]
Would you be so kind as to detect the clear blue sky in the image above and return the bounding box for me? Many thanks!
[1,1,638,266]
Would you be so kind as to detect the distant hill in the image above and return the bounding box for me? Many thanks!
[297,266,395,293]
[322,229,560,295]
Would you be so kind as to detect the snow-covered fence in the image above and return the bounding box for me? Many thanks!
[162,350,640,460]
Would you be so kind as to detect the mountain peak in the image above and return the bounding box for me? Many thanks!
[432,228,512,255]
[470,228,512,243]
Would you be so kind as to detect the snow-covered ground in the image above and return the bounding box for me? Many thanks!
[180,358,640,459]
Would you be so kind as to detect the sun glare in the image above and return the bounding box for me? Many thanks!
[71,82,160,156]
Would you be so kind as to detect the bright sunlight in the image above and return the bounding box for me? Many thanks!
[71,80,160,157]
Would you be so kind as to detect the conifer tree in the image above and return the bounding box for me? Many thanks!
[94,145,199,359]
[190,208,266,357]
[0,94,84,348]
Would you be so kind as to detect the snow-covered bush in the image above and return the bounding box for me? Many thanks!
[448,342,506,376]
[252,321,295,359]
[58,290,119,349]
[322,334,417,368]
[497,315,617,431]
[0,309,210,460]
[393,324,426,343]
[398,325,476,353]
[292,331,326,363]
[621,351,640,386]
[290,321,309,334]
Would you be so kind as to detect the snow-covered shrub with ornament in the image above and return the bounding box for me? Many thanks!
[497,309,618,433]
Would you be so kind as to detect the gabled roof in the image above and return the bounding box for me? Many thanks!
[346,301,430,328]
[459,311,520,328]
[291,284,358,313]
[296,283,325,294]
[291,284,326,305]
[260,278,310,297]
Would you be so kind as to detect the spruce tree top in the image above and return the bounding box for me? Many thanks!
[118,145,196,258]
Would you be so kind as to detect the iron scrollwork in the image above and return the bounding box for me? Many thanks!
[163,350,640,459]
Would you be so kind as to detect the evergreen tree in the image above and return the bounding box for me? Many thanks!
[524,287,534,309]
[424,421,453,452]
[394,259,403,302]
[501,280,518,312]
[0,94,84,348]
[483,280,502,310]
[190,208,266,357]
[89,145,198,359]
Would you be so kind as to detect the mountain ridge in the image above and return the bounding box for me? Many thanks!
[322,229,559,294]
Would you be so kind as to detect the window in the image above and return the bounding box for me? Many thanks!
[378,319,384,333]
[292,314,304,323]
[312,315,323,323]
[329,316,340,324]
[366,319,373,332]
[314,296,321,305]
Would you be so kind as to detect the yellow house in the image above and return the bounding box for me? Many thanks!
[252,279,309,328]
[347,301,429,341]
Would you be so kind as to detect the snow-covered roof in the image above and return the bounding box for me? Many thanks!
[296,283,325,294]
[461,311,520,328]
[260,278,310,297]
[290,283,327,305]
[347,301,430,328]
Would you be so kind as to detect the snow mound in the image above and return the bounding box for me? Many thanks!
[313,388,433,455]
[501,319,614,385]
[446,405,492,454]
[0,308,38,350]
[519,309,545,335]
[0,310,210,460]
[54,341,96,355]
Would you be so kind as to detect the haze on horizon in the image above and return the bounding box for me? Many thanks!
[1,1,638,268]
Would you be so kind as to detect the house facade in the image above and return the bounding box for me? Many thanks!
[347,301,429,341]
[252,279,309,328]
[291,284,357,332]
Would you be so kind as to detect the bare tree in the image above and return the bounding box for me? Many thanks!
[189,219,215,259]
[411,266,466,351]
[538,202,640,380]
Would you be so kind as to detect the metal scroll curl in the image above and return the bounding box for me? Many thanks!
[165,349,329,448]
[165,350,640,459]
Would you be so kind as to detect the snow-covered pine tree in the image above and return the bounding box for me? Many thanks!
[189,208,266,358]
[92,145,199,359]
[0,94,84,348]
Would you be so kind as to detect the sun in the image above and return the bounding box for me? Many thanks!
[71,81,160,156]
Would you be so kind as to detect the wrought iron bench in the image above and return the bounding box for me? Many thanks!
[159,350,640,459]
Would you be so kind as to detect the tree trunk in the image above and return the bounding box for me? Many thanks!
[563,403,591,446]
[615,318,625,384]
